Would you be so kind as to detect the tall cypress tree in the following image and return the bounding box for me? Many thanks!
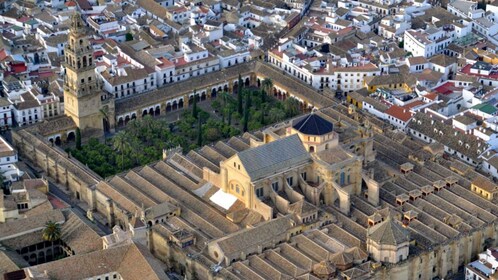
[197,116,202,146]
[237,74,243,114]
[243,91,250,132]
[192,89,198,119]
[260,104,265,125]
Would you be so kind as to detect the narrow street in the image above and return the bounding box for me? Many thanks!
[21,157,111,235]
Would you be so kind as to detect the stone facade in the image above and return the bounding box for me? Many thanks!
[63,13,113,138]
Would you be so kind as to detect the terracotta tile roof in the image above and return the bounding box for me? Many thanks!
[115,61,335,115]
[35,116,76,137]
[472,176,498,193]
[0,209,64,241]
[385,105,412,122]
[27,242,168,280]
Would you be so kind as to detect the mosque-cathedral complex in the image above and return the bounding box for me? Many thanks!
[8,12,498,280]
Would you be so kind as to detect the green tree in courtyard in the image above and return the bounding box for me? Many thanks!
[192,89,198,119]
[237,74,243,114]
[283,97,301,117]
[260,103,268,124]
[243,90,251,132]
[125,33,133,41]
[262,78,273,102]
[42,221,61,243]
[268,107,286,123]
[113,131,130,169]
[197,116,203,147]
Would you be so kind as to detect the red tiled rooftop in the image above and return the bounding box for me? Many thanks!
[17,17,30,23]
[158,57,174,69]
[434,81,461,95]
[424,92,438,101]
[385,105,413,122]
[311,24,333,33]
[403,100,426,110]
[93,50,104,58]
[174,57,187,67]
[336,26,354,36]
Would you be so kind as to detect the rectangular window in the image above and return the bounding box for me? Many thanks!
[301,172,307,181]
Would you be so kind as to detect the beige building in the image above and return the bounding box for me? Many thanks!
[214,114,362,222]
[63,13,114,138]
[10,38,498,279]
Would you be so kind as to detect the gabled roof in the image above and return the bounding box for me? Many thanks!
[237,134,310,181]
[292,114,333,136]
[385,105,413,122]
[368,216,409,246]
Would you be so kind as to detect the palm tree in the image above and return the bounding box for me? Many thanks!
[226,102,235,126]
[113,131,130,169]
[268,108,286,123]
[42,220,62,260]
[262,78,273,102]
[43,221,61,243]
[283,98,300,117]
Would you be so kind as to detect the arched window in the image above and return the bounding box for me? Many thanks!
[340,172,345,185]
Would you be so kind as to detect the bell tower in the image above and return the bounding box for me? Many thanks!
[63,12,104,138]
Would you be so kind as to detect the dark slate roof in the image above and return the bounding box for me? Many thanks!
[292,114,333,136]
[237,134,311,181]
[368,217,410,246]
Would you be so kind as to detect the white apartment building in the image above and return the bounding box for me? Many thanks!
[404,23,471,58]
[11,93,43,127]
[100,66,155,99]
[404,28,452,58]
[447,0,484,20]
[378,15,411,40]
[472,17,498,38]
[0,136,23,182]
[466,248,498,280]
[87,15,121,35]
[268,42,380,92]
[0,98,13,129]
[218,49,251,68]
[481,150,498,179]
